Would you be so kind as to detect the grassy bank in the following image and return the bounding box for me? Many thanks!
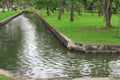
[1,10,120,44]
[0,75,13,80]
[42,11,120,44]
[0,10,21,21]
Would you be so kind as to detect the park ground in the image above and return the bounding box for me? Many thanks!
[0,9,120,80]
[0,10,20,21]
[42,11,120,45]
[1,10,120,44]
[0,74,120,80]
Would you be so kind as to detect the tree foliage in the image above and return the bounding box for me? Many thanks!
[1,0,120,28]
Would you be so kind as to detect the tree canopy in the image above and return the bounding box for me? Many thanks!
[1,0,120,28]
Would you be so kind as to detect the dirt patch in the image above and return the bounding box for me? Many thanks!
[0,8,2,12]
[78,26,118,32]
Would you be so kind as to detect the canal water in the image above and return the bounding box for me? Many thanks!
[0,14,120,78]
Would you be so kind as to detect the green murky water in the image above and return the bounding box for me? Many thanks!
[0,14,120,78]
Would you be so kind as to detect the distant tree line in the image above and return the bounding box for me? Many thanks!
[34,0,120,28]
[0,0,120,28]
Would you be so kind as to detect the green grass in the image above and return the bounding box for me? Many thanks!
[0,75,13,80]
[42,11,120,44]
[1,9,120,44]
[0,10,21,21]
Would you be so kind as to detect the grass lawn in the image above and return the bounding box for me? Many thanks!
[0,75,13,80]
[0,10,21,21]
[42,11,120,44]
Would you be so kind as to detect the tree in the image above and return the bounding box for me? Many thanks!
[116,1,120,38]
[34,0,45,16]
[35,0,56,16]
[112,0,120,14]
[94,0,102,16]
[100,0,113,28]
[0,0,2,9]
[44,0,56,16]
[81,0,87,11]
[57,0,65,20]
[2,0,6,12]
[70,0,74,22]
[75,0,83,16]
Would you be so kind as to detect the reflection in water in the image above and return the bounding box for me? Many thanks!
[109,60,120,77]
[17,15,68,78]
[20,16,45,77]
[79,61,95,76]
[0,14,120,78]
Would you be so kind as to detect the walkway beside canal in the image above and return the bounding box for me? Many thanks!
[0,69,114,80]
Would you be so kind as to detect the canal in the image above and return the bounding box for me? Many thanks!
[0,14,120,78]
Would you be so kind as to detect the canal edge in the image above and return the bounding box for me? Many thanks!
[32,11,120,54]
[1,10,120,54]
[0,69,115,80]
[0,10,120,80]
[0,12,23,26]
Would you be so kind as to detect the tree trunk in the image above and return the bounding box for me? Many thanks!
[6,1,10,11]
[114,1,119,14]
[70,0,74,22]
[98,9,103,17]
[104,0,113,28]
[40,9,42,16]
[7,5,10,11]
[78,8,81,16]
[116,17,120,38]
[92,3,94,16]
[100,0,113,28]
[50,8,54,13]
[62,8,65,14]
[58,7,63,20]
[104,11,112,28]
[10,0,14,11]
[46,7,50,16]
[2,0,6,12]
[98,10,101,17]
[92,10,94,16]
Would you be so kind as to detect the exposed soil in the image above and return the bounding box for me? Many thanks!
[78,26,118,32]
